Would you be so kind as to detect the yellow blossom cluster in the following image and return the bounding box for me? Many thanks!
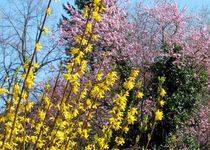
[127,107,138,125]
[0,88,9,94]
[155,77,167,122]
[145,76,167,149]
[0,1,57,149]
[22,62,39,90]
[0,0,169,149]
[37,0,111,149]
[155,109,163,121]
[93,69,140,149]
[35,42,42,51]
[115,136,125,146]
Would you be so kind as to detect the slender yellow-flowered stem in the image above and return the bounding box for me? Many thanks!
[5,0,53,147]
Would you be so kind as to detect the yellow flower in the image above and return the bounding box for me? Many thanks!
[78,128,89,139]
[81,38,88,45]
[155,109,163,121]
[123,126,129,133]
[56,130,65,140]
[46,7,51,16]
[24,68,35,89]
[43,96,50,108]
[91,86,104,99]
[93,0,101,7]
[16,137,24,143]
[86,22,92,33]
[130,69,139,78]
[97,138,109,149]
[115,137,125,146]
[160,88,166,97]
[100,6,107,12]
[66,62,74,73]
[33,63,39,68]
[70,48,80,55]
[43,27,49,35]
[130,107,138,114]
[37,141,44,148]
[80,88,88,99]
[123,80,134,90]
[83,6,89,19]
[79,60,88,75]
[109,117,122,130]
[85,144,95,150]
[22,91,27,102]
[0,88,9,95]
[136,92,144,99]
[38,110,45,120]
[84,44,93,53]
[160,100,166,107]
[105,71,118,86]
[35,42,42,51]
[115,94,127,111]
[86,112,93,120]
[63,73,71,81]
[86,99,92,109]
[72,83,79,94]
[4,143,12,149]
[72,109,79,117]
[26,102,34,111]
[92,11,102,22]
[23,63,29,69]
[13,83,20,99]
[92,34,99,41]
[127,108,138,124]
[96,73,102,81]
[75,36,88,45]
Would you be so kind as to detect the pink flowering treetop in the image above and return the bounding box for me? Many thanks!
[60,0,134,72]
[131,0,210,69]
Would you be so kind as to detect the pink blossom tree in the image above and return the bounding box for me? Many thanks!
[58,0,210,148]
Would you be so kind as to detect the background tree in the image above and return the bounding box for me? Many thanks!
[0,0,63,110]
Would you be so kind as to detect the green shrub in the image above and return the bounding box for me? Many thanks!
[148,55,208,147]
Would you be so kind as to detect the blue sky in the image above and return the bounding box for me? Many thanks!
[176,0,210,8]
[134,0,210,7]
[52,0,210,21]
[1,0,210,20]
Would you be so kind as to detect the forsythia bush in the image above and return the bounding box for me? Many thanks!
[0,0,167,149]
